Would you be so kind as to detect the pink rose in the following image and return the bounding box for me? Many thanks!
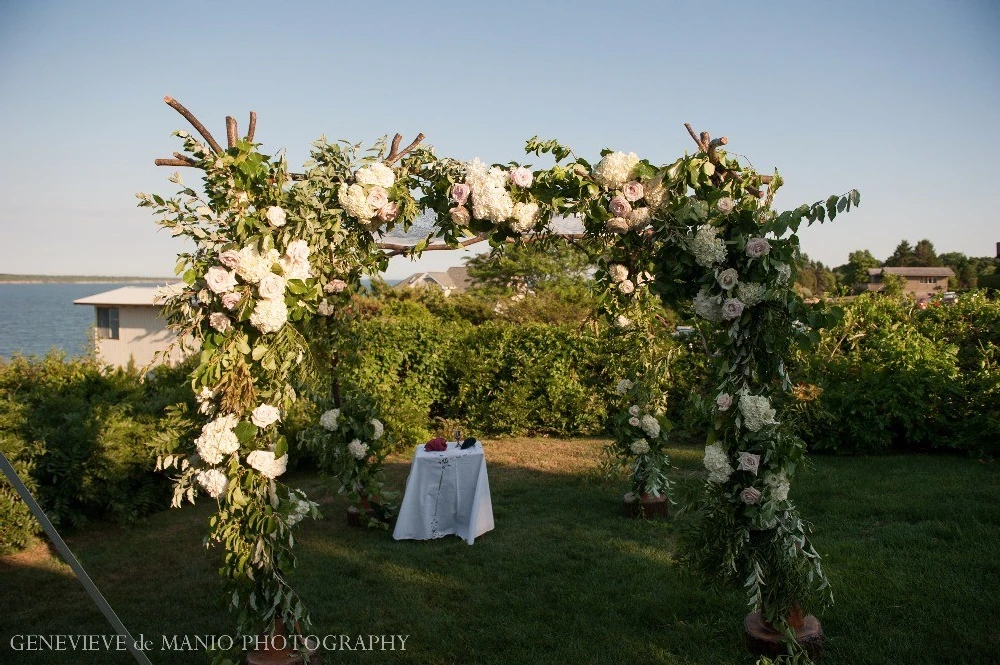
[740,487,762,505]
[218,249,241,270]
[221,292,242,310]
[510,166,533,188]
[378,202,399,222]
[746,237,771,258]
[205,267,237,294]
[450,183,471,206]
[737,452,761,475]
[324,279,347,294]
[609,195,632,217]
[622,181,644,202]
[450,206,471,227]
[208,312,231,333]
[366,186,389,211]
[722,298,745,321]
[716,393,733,411]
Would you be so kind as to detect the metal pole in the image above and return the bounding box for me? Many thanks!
[0,452,154,665]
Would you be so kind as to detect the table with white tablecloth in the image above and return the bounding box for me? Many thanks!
[392,442,494,545]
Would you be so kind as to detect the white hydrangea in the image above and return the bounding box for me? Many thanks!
[593,151,639,190]
[738,282,766,306]
[640,414,660,438]
[371,418,384,440]
[320,409,340,431]
[281,239,312,281]
[196,387,215,416]
[628,207,651,229]
[249,298,288,334]
[316,300,334,316]
[286,494,317,526]
[338,183,376,220]
[688,225,728,267]
[693,287,723,323]
[195,414,240,465]
[738,393,777,432]
[247,450,288,479]
[251,404,281,428]
[630,439,650,455]
[765,470,790,502]
[196,468,229,498]
[510,202,539,232]
[775,263,791,286]
[465,158,515,224]
[643,174,669,210]
[236,247,281,284]
[348,439,368,460]
[703,443,734,484]
[614,315,632,329]
[616,379,633,395]
[355,162,395,188]
[608,264,629,283]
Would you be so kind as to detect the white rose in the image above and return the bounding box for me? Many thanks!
[622,181,644,202]
[628,405,640,417]
[251,404,281,428]
[629,416,641,427]
[450,206,471,226]
[717,197,734,214]
[366,185,389,211]
[285,239,310,264]
[205,267,237,294]
[717,268,739,291]
[258,273,286,301]
[247,450,288,479]
[608,264,629,284]
[266,206,287,227]
[618,280,635,295]
[510,166,533,188]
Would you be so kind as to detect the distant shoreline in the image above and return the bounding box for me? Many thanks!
[0,275,173,284]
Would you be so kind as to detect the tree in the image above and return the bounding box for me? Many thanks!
[795,253,839,296]
[913,239,943,267]
[884,240,917,267]
[465,238,594,291]
[838,249,881,289]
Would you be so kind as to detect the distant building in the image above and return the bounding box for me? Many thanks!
[74,286,187,369]
[864,267,955,300]
[395,266,472,296]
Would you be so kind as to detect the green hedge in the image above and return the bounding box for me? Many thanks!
[0,354,187,554]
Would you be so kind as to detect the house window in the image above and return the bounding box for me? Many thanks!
[917,276,937,284]
[96,307,119,340]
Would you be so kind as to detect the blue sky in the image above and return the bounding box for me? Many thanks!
[1,0,997,278]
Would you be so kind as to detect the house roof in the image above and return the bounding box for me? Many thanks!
[867,267,955,277]
[73,285,173,306]
[396,266,473,292]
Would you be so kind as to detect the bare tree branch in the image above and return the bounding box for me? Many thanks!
[163,96,224,154]
[226,116,238,149]
[385,133,425,165]
[246,111,257,142]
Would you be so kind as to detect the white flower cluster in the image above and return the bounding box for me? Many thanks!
[616,379,633,395]
[775,263,791,285]
[703,443,734,484]
[738,282,766,307]
[688,225,728,268]
[195,414,240,465]
[639,414,660,438]
[196,468,229,498]
[738,393,777,432]
[693,287,723,322]
[608,264,629,283]
[280,239,311,281]
[249,298,288,334]
[320,409,340,431]
[286,493,317,527]
[371,419,384,440]
[247,450,288,479]
[236,247,281,284]
[593,151,639,190]
[511,202,540,233]
[765,470,790,502]
[643,174,669,210]
[348,439,368,460]
[196,386,216,416]
[630,439,650,455]
[339,163,397,224]
[464,158,515,224]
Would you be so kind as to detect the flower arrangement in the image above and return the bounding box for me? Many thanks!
[143,101,858,658]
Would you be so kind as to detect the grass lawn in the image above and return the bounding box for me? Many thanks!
[2,438,999,664]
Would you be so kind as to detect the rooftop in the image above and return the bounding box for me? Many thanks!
[73,285,175,306]
[867,267,955,277]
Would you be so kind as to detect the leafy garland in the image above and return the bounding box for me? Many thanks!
[140,105,857,659]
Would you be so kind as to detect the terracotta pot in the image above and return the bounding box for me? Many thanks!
[623,492,668,519]
[246,619,320,665]
[744,603,824,661]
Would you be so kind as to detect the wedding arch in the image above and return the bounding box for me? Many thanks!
[142,96,858,661]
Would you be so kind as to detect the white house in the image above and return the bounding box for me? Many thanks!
[395,266,472,296]
[74,286,187,369]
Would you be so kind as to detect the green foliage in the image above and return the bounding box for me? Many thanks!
[0,353,187,552]
[465,237,594,291]
[789,291,1000,456]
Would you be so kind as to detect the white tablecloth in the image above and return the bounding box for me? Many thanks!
[392,442,494,545]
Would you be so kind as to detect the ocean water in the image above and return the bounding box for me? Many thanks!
[0,283,154,360]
